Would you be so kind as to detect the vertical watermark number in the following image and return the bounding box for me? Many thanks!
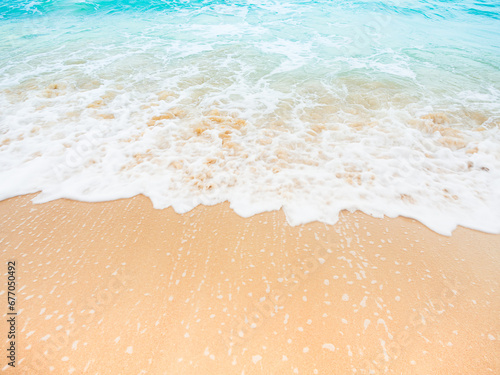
[6,261,17,368]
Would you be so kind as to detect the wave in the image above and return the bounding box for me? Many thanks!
[0,0,499,235]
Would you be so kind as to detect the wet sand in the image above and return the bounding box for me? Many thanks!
[0,193,498,374]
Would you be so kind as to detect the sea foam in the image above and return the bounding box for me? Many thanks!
[0,0,499,235]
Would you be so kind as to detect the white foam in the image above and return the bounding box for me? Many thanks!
[0,8,499,236]
[322,343,335,352]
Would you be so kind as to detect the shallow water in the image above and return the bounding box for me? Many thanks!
[0,0,499,234]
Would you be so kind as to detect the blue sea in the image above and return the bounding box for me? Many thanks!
[0,0,499,234]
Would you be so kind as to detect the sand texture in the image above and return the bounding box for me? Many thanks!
[0,194,499,374]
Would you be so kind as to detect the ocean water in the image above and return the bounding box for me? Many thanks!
[0,0,499,235]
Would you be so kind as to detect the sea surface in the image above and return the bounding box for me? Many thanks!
[0,0,499,235]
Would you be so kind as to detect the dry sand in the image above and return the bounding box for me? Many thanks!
[0,194,498,374]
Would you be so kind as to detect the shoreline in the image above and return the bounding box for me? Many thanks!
[1,193,499,374]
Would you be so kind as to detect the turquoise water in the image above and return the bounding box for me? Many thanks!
[0,1,499,234]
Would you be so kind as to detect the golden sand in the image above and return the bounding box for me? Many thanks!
[0,194,498,374]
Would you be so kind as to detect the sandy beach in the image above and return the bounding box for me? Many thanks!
[0,194,498,374]
[1,0,500,374]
